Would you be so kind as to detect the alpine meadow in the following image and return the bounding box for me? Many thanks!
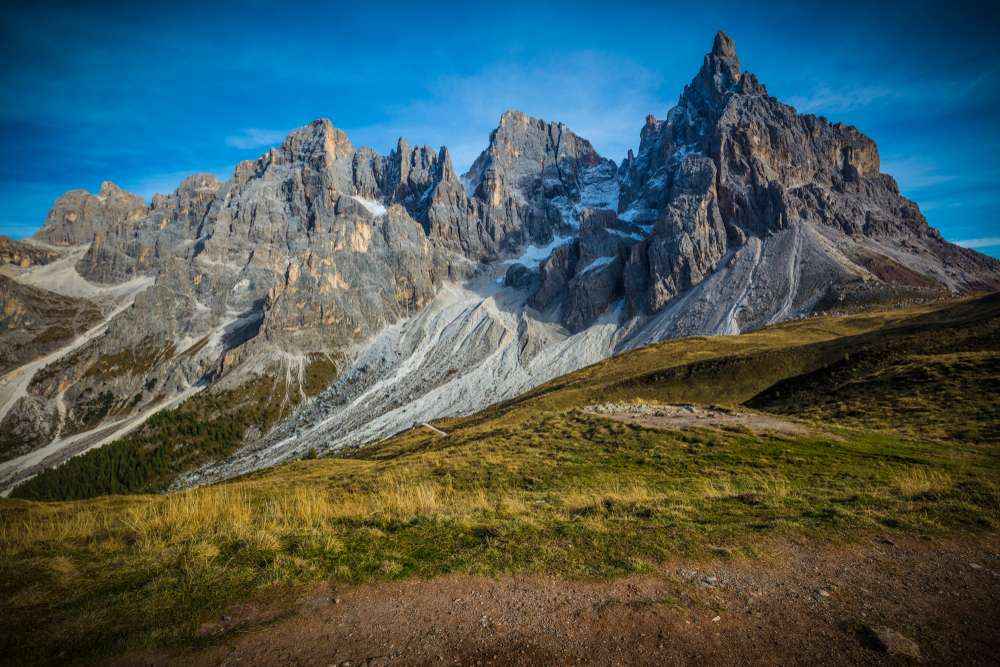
[1,7,998,666]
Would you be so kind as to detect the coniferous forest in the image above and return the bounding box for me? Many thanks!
[11,383,293,501]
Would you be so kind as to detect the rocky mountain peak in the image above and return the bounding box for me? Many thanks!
[683,32,743,122]
[498,109,526,128]
[5,33,998,496]
[34,181,147,247]
[279,119,356,166]
[385,137,442,207]
[463,110,611,232]
[737,71,768,96]
[436,146,458,183]
[97,181,123,198]
[470,110,604,187]
[175,173,221,195]
[75,172,223,284]
[712,30,736,58]
[615,30,1000,323]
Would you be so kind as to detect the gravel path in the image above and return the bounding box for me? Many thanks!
[98,535,999,667]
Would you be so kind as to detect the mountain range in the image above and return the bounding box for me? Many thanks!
[2,32,997,497]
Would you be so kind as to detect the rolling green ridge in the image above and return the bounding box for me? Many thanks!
[1,294,998,666]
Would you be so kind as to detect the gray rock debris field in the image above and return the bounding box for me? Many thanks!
[2,31,999,492]
[586,403,701,416]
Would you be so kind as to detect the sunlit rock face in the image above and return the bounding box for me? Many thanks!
[615,31,1000,321]
[2,32,998,493]
[34,181,148,248]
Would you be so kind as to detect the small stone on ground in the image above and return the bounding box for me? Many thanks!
[868,626,921,659]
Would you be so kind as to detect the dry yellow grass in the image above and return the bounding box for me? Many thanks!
[699,473,792,500]
[2,294,999,667]
[0,474,557,558]
[894,468,953,499]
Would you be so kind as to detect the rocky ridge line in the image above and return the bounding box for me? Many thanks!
[3,31,999,494]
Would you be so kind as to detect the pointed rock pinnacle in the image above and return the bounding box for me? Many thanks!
[713,31,736,58]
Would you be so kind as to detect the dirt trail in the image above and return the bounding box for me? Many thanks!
[585,405,830,440]
[97,536,999,667]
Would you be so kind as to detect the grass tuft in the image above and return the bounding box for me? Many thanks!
[894,468,953,499]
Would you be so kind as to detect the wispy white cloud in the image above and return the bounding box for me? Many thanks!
[225,128,292,150]
[784,84,900,115]
[951,237,1000,249]
[879,156,957,191]
[346,51,670,174]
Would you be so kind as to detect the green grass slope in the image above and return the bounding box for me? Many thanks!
[0,294,998,666]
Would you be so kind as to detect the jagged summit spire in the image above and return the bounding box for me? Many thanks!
[712,31,735,58]
[673,30,743,123]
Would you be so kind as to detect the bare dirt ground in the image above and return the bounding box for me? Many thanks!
[95,535,1000,667]
[586,406,823,439]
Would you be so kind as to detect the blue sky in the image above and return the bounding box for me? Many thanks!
[1,0,997,257]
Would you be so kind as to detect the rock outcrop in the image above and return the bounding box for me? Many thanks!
[34,182,147,248]
[0,236,58,269]
[561,209,640,332]
[0,274,102,376]
[529,242,579,312]
[2,31,999,493]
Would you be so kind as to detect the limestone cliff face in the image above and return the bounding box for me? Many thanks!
[3,111,616,454]
[463,111,618,258]
[34,182,147,248]
[71,120,454,374]
[0,236,58,269]
[3,32,999,478]
[42,113,620,364]
[605,31,1000,323]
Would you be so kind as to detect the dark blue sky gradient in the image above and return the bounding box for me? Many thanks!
[1,0,997,257]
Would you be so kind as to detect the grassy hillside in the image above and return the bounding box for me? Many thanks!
[745,303,1000,443]
[1,293,998,666]
[423,291,1000,440]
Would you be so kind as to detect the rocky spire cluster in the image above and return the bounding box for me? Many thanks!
[2,32,997,484]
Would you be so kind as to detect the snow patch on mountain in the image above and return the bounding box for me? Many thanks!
[578,256,615,276]
[459,175,475,198]
[578,161,620,212]
[510,236,575,268]
[607,227,646,241]
[353,196,386,217]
